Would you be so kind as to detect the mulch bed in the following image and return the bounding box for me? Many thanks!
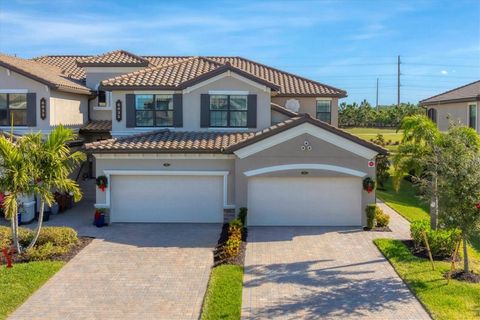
[11,236,94,263]
[402,240,460,262]
[364,226,392,232]
[446,270,480,283]
[213,223,247,267]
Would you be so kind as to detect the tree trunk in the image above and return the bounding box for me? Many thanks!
[463,235,469,273]
[430,177,438,230]
[11,211,21,253]
[26,200,44,251]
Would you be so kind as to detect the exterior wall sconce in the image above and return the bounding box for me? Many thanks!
[40,98,47,120]
[115,100,122,122]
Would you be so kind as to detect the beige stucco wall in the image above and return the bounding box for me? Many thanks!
[234,134,376,226]
[111,75,272,136]
[0,65,50,133]
[93,157,236,206]
[271,96,339,127]
[271,109,290,124]
[49,90,88,127]
[426,101,479,133]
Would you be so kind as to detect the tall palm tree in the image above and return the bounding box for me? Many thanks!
[0,126,85,253]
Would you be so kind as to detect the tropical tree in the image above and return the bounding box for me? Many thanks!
[0,126,85,253]
[392,115,441,228]
[434,125,480,273]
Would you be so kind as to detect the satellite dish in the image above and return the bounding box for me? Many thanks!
[285,99,300,113]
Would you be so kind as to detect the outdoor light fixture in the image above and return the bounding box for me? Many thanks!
[163,163,171,167]
[301,171,309,175]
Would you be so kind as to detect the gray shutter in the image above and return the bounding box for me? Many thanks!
[200,94,210,128]
[26,92,36,127]
[247,94,257,128]
[125,94,136,128]
[173,94,183,127]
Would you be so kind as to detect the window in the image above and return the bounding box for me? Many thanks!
[209,95,247,127]
[469,103,477,130]
[427,108,437,124]
[316,100,331,124]
[135,94,173,127]
[98,91,106,107]
[0,93,27,126]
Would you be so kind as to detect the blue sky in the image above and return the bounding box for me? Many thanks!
[0,0,479,104]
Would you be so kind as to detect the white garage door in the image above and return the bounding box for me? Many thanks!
[110,175,224,223]
[248,176,362,226]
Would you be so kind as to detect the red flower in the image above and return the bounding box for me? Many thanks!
[476,203,480,209]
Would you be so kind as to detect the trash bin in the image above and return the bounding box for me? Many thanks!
[20,201,36,224]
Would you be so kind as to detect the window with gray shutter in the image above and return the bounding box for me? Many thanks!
[125,94,135,128]
[200,94,210,127]
[247,94,257,128]
[173,93,183,127]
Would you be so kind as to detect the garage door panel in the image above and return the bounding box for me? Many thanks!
[248,177,362,226]
[111,175,223,223]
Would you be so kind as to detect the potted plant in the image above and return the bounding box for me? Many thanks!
[94,208,106,228]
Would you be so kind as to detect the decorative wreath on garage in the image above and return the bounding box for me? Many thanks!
[363,177,376,193]
[96,175,108,192]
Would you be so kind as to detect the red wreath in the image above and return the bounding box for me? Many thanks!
[363,177,376,194]
[96,176,108,192]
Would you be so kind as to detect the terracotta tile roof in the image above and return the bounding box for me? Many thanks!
[85,129,253,153]
[100,57,280,90]
[226,114,387,154]
[85,114,386,155]
[420,80,480,105]
[77,50,150,67]
[0,53,91,95]
[271,102,298,117]
[32,53,346,97]
[80,120,112,133]
[33,55,88,81]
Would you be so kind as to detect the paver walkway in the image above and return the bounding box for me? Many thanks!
[242,201,431,319]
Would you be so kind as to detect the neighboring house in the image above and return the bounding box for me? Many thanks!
[0,49,387,227]
[420,80,480,133]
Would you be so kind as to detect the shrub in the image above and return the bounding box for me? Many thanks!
[36,227,78,247]
[224,238,241,258]
[365,204,376,229]
[410,220,461,259]
[376,155,390,189]
[238,207,248,226]
[23,242,69,261]
[0,226,34,248]
[375,207,390,227]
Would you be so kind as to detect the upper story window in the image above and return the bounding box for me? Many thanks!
[0,93,27,126]
[316,100,331,124]
[135,94,173,127]
[98,91,107,107]
[468,103,477,130]
[209,95,248,127]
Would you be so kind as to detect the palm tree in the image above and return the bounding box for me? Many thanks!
[0,126,85,252]
[393,115,441,228]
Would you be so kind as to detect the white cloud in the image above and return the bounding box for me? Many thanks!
[441,70,448,75]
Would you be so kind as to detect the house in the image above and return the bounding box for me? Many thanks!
[0,50,387,226]
[420,80,480,133]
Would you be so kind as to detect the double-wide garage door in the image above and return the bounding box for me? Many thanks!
[110,175,224,223]
[248,176,362,226]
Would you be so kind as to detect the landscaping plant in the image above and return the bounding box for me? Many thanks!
[375,207,390,228]
[410,220,461,259]
[365,204,376,229]
[0,126,85,253]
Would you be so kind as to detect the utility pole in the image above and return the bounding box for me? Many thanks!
[376,78,379,110]
[397,55,401,107]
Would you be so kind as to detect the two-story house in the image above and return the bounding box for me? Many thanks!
[0,50,386,227]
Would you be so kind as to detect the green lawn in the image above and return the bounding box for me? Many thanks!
[0,261,64,319]
[344,127,403,152]
[377,177,480,273]
[201,264,244,320]
[377,177,430,222]
[375,239,480,320]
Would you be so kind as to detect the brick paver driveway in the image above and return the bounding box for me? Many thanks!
[242,203,431,319]
[9,223,221,320]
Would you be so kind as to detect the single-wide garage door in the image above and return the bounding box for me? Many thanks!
[248,176,362,226]
[110,175,224,223]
